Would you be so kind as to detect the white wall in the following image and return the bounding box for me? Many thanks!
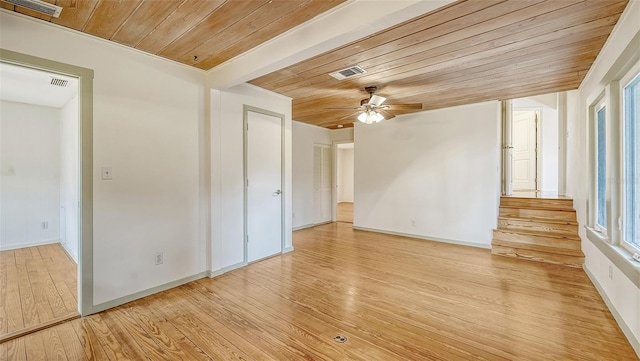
[513,93,559,193]
[354,101,500,247]
[566,0,640,354]
[337,147,354,203]
[59,94,79,262]
[291,121,331,229]
[210,84,292,272]
[331,127,354,143]
[1,12,206,305]
[0,101,61,250]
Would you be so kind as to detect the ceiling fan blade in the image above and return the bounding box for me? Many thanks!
[379,109,396,120]
[326,107,362,110]
[368,94,386,106]
[337,111,362,120]
[384,103,422,110]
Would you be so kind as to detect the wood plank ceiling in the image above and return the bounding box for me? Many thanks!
[2,0,629,129]
[249,0,629,128]
[0,0,347,70]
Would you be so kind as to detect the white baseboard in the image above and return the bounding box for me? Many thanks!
[283,246,294,253]
[0,238,60,251]
[351,226,491,249]
[60,242,78,263]
[293,224,314,231]
[209,261,247,278]
[90,271,209,314]
[584,266,640,358]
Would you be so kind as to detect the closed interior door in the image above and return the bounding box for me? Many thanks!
[512,110,538,191]
[246,110,282,263]
[313,144,332,224]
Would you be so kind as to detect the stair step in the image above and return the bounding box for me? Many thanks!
[497,217,578,235]
[500,197,574,211]
[491,245,584,268]
[493,229,581,248]
[499,207,577,222]
[491,237,584,257]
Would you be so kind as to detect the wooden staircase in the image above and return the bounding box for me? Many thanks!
[491,196,584,267]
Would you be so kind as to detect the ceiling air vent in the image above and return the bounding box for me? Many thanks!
[50,77,68,87]
[4,0,62,17]
[329,65,366,80]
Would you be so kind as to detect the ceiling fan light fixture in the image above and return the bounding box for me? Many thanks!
[358,110,383,124]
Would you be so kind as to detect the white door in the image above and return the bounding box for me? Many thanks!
[314,144,332,224]
[246,110,282,263]
[512,110,538,191]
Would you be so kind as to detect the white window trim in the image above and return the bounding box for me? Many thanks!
[591,96,608,235]
[620,61,640,254]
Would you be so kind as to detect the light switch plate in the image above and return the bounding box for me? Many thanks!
[101,166,113,180]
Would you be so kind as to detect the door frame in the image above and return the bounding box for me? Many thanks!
[242,105,285,263]
[0,49,95,316]
[510,106,542,193]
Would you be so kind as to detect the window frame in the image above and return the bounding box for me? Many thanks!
[620,66,640,254]
[592,96,608,235]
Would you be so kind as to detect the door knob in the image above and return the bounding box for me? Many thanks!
[274,189,282,195]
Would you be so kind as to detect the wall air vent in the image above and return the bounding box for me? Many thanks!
[4,0,63,17]
[329,65,366,80]
[50,77,68,87]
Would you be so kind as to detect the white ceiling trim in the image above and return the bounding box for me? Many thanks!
[205,0,456,90]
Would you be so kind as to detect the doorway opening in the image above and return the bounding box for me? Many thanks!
[503,93,562,198]
[0,62,80,339]
[336,142,354,223]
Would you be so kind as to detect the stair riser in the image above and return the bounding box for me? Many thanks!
[497,219,578,234]
[491,245,584,268]
[492,231,581,251]
[500,198,573,210]
[492,239,583,257]
[499,208,576,221]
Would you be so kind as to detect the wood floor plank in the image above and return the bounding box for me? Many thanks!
[1,244,77,340]
[85,314,132,361]
[4,252,23,333]
[56,322,89,361]
[106,307,172,361]
[4,337,27,361]
[15,262,38,328]
[23,331,46,361]
[0,252,8,335]
[70,318,111,361]
[336,202,353,223]
[214,274,511,361]
[122,301,212,361]
[42,327,69,361]
[153,290,264,360]
[3,223,637,360]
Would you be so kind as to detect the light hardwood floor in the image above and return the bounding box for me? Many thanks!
[336,202,353,223]
[2,223,637,360]
[0,244,78,342]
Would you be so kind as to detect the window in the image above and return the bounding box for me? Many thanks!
[622,73,640,250]
[595,101,607,231]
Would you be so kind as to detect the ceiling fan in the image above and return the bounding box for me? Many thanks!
[331,86,422,125]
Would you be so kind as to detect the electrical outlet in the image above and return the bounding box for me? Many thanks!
[411,219,416,227]
[42,221,48,229]
[155,252,163,265]
[608,265,613,280]
[101,166,113,180]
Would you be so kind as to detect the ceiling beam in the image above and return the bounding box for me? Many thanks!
[205,0,456,90]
